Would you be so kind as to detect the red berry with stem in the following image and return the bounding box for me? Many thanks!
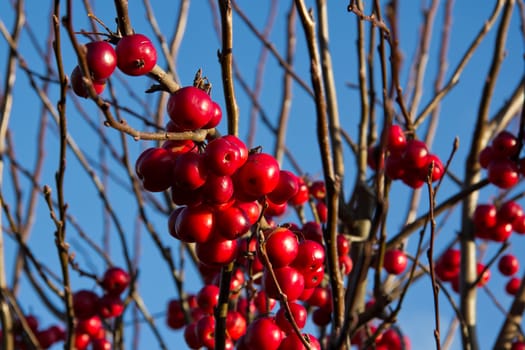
[263,266,305,301]
[275,302,307,334]
[116,34,157,76]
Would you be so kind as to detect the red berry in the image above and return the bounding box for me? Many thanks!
[196,237,238,266]
[289,177,309,206]
[73,290,99,319]
[275,302,307,334]
[402,139,429,169]
[172,151,208,190]
[473,204,497,229]
[76,315,103,338]
[196,284,220,315]
[101,267,130,296]
[135,147,176,192]
[506,277,521,296]
[235,153,280,199]
[487,158,519,189]
[203,101,223,129]
[386,124,407,155]
[97,294,124,319]
[174,205,214,243]
[71,65,106,97]
[116,34,157,76]
[498,254,519,276]
[263,266,305,302]
[183,322,203,349]
[268,170,300,204]
[479,146,495,168]
[492,130,519,158]
[244,317,283,350]
[262,227,299,268]
[497,200,524,225]
[85,41,117,80]
[91,338,112,350]
[226,311,247,341]
[205,137,244,176]
[383,249,408,275]
[195,315,216,349]
[385,154,405,180]
[167,86,213,131]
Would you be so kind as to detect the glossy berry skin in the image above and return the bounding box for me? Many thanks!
[116,34,157,76]
[196,237,238,266]
[473,204,497,229]
[235,152,280,199]
[225,311,247,341]
[263,266,305,301]
[420,153,445,182]
[196,284,220,315]
[386,124,407,155]
[204,137,243,176]
[101,267,130,296]
[202,101,223,129]
[511,341,525,350]
[289,177,309,206]
[506,277,521,295]
[278,333,321,350]
[275,302,307,334]
[214,203,251,240]
[497,200,524,225]
[184,322,203,349]
[166,299,185,330]
[85,41,117,80]
[91,338,112,350]
[498,254,520,276]
[292,239,325,288]
[476,263,491,287]
[267,170,299,204]
[435,248,461,282]
[262,227,299,268]
[76,315,103,338]
[97,294,124,318]
[196,315,216,349]
[383,249,408,275]
[244,317,283,350]
[135,147,175,192]
[172,151,208,190]
[71,65,106,97]
[402,139,429,169]
[487,221,513,242]
[174,205,214,243]
[73,290,100,319]
[167,86,213,131]
[487,158,519,189]
[492,130,519,157]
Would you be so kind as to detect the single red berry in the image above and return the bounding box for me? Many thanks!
[167,86,213,131]
[435,248,461,282]
[195,315,216,349]
[487,221,513,242]
[172,151,208,190]
[226,311,247,341]
[402,139,429,169]
[498,254,520,276]
[204,137,244,176]
[506,277,521,296]
[202,174,234,205]
[71,65,106,98]
[385,154,405,180]
[261,227,299,268]
[183,322,203,349]
[263,266,305,302]
[487,158,519,189]
[235,152,280,199]
[174,205,214,243]
[135,147,176,192]
[91,338,112,350]
[166,299,186,330]
[97,294,124,318]
[497,200,524,225]
[116,34,157,76]
[308,180,327,200]
[76,315,103,338]
[196,284,220,315]
[101,267,130,296]
[214,203,251,240]
[85,41,117,80]
[196,237,238,266]
[244,317,283,350]
[383,249,408,275]
[492,130,519,158]
[275,302,307,334]
[289,177,310,206]
[386,124,407,155]
[479,146,496,168]
[202,101,223,129]
[472,204,497,229]
[73,290,99,319]
[267,170,300,204]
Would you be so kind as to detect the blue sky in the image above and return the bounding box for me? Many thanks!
[0,1,524,349]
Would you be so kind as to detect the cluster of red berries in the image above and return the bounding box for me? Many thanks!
[71,33,157,97]
[0,314,65,350]
[352,323,411,350]
[368,125,444,188]
[71,267,130,350]
[473,200,525,242]
[434,248,490,293]
[480,130,524,189]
